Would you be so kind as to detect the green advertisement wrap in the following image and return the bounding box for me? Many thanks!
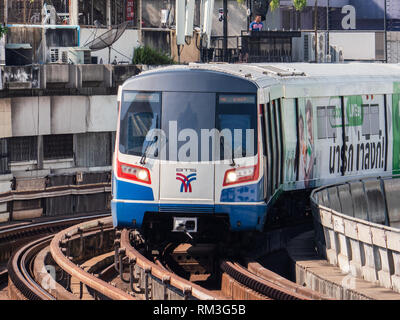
[393,82,400,174]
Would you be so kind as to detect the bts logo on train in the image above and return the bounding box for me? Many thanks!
[176,169,197,193]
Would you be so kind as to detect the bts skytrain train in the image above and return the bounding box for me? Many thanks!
[111,62,400,241]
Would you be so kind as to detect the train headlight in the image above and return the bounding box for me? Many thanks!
[223,165,257,186]
[137,169,149,181]
[117,161,151,184]
[226,171,238,183]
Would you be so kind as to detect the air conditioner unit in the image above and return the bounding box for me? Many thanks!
[48,47,91,64]
[303,32,327,63]
[49,47,71,64]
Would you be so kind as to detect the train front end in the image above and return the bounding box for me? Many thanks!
[111,68,267,241]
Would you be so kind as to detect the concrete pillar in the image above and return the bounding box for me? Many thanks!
[337,233,350,273]
[0,173,12,223]
[371,228,393,289]
[106,0,112,27]
[67,64,80,89]
[138,0,143,43]
[37,135,43,170]
[4,0,8,24]
[362,243,378,283]
[349,239,363,277]
[391,252,400,293]
[326,229,338,266]
[376,247,393,289]
[69,0,79,25]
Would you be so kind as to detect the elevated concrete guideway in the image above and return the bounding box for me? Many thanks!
[309,175,400,296]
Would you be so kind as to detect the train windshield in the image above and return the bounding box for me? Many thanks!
[216,94,257,160]
[119,91,257,161]
[119,91,161,156]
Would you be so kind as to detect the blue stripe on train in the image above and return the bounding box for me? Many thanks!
[111,200,158,228]
[220,178,264,202]
[113,176,154,201]
[112,177,266,231]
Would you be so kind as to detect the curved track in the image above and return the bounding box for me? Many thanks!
[0,213,110,299]
[3,217,328,300]
[8,235,55,300]
[221,261,319,300]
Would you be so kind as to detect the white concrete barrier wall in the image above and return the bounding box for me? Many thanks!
[312,176,400,293]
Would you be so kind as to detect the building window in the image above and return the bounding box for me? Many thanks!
[79,0,137,27]
[43,134,73,160]
[7,0,42,24]
[0,138,9,174]
[9,136,37,162]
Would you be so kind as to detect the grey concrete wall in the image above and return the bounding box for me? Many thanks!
[51,96,88,134]
[8,94,118,138]
[11,96,51,137]
[87,95,118,132]
[0,98,11,139]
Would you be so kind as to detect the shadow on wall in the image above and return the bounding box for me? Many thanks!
[312,175,400,229]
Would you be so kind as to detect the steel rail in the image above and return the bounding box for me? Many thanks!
[8,235,55,300]
[0,213,111,297]
[50,217,135,300]
[220,261,311,300]
[33,245,76,300]
[120,229,219,300]
[246,261,327,300]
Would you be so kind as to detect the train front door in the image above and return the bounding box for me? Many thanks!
[158,91,216,204]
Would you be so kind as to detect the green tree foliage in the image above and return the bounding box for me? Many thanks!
[0,25,7,38]
[270,0,307,11]
[132,46,175,65]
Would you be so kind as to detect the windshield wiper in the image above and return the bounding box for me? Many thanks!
[230,143,236,167]
[220,136,235,166]
[140,115,159,165]
[140,136,158,165]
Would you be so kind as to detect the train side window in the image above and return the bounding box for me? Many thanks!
[317,106,337,139]
[267,103,276,197]
[361,104,370,136]
[370,104,380,135]
[362,103,380,137]
[260,104,268,200]
[327,106,338,138]
[276,99,284,188]
[271,100,280,191]
[263,103,272,200]
[260,104,267,156]
[317,107,327,139]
